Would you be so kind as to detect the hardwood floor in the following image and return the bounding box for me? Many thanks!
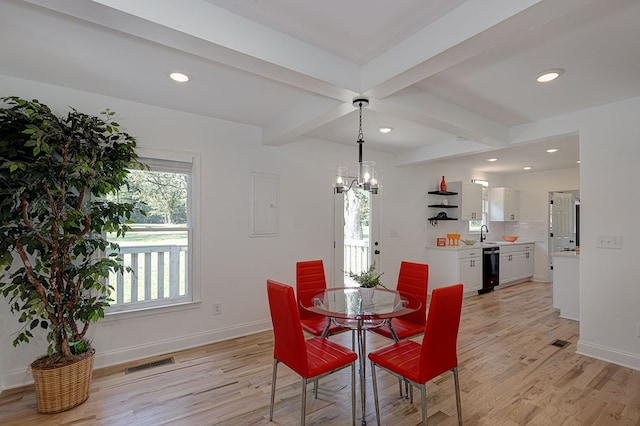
[2,281,640,425]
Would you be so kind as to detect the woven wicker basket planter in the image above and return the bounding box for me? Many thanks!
[30,349,95,414]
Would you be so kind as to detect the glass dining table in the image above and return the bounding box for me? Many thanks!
[301,287,420,425]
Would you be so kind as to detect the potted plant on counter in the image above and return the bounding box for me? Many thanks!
[348,262,386,300]
[0,96,143,413]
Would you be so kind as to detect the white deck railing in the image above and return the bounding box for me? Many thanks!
[107,244,188,305]
[344,238,370,275]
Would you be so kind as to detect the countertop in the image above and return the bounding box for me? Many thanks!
[427,241,536,250]
[552,251,580,258]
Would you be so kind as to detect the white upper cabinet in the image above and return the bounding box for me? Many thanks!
[459,182,483,221]
[490,187,520,221]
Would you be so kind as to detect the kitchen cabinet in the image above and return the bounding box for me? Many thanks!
[499,243,534,286]
[552,251,579,320]
[445,181,483,221]
[426,247,482,296]
[490,187,520,221]
[458,248,482,293]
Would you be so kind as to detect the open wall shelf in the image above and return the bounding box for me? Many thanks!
[427,190,458,196]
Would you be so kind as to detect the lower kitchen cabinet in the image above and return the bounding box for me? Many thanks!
[427,243,534,295]
[459,248,482,293]
[426,247,482,296]
[499,243,534,286]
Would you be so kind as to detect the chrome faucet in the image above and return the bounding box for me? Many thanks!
[480,224,489,242]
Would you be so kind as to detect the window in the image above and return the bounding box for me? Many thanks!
[106,156,193,312]
[469,179,489,233]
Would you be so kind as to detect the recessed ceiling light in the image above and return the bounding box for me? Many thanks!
[487,158,498,162]
[169,72,189,83]
[546,148,558,153]
[523,166,533,170]
[535,68,564,83]
[378,127,393,133]
[577,160,581,164]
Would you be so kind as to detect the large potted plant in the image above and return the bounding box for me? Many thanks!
[0,96,142,413]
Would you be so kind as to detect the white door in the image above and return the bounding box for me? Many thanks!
[549,191,575,280]
[550,192,574,253]
[333,187,380,287]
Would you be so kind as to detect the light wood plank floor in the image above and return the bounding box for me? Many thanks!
[2,281,640,425]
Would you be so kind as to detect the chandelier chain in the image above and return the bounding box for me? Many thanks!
[357,101,364,142]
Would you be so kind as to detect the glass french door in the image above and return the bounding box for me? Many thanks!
[333,187,380,287]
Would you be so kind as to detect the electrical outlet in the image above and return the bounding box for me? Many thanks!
[213,303,222,316]
[596,235,622,249]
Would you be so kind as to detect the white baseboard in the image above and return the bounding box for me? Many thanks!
[1,319,272,393]
[577,340,640,371]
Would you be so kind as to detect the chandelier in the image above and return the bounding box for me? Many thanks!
[334,96,378,194]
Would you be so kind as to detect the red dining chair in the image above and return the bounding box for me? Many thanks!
[371,261,429,341]
[369,261,428,399]
[368,283,464,426]
[267,279,358,426]
[296,260,349,337]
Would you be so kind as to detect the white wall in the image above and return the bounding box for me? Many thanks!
[512,96,640,370]
[576,97,640,369]
[0,76,427,391]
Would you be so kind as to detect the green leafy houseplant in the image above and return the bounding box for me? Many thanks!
[0,96,143,369]
[348,262,386,288]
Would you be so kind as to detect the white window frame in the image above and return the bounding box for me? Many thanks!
[105,148,201,316]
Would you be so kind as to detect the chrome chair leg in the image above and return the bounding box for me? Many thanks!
[420,383,427,425]
[453,367,462,425]
[370,360,381,426]
[269,359,278,421]
[301,378,307,426]
[351,362,356,426]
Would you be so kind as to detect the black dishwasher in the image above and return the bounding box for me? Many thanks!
[481,247,499,293]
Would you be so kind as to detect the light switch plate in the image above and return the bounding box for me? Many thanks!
[596,235,622,249]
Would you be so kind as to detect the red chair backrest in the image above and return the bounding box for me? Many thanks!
[419,283,463,383]
[267,279,309,376]
[296,260,327,320]
[396,261,429,325]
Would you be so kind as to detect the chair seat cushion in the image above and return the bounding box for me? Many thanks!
[305,337,358,378]
[370,318,424,340]
[368,340,423,383]
[301,316,347,336]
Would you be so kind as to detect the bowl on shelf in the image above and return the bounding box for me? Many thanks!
[502,235,519,242]
[461,239,476,245]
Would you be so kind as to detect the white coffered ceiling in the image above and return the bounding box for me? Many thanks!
[2,0,639,174]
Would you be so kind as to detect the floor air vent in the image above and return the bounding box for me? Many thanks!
[125,357,174,374]
[550,339,570,349]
